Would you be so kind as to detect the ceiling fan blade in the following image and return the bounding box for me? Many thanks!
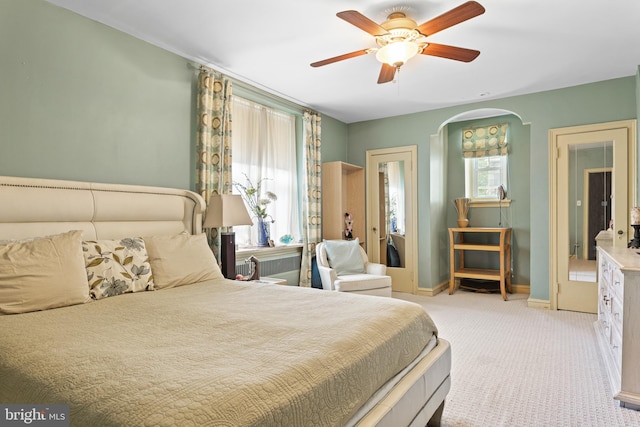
[310,49,370,67]
[377,64,396,84]
[337,10,388,36]
[421,43,480,62]
[416,1,485,37]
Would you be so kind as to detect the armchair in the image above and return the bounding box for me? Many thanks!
[315,239,392,297]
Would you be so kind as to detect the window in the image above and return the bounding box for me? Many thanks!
[462,123,509,201]
[465,155,508,200]
[231,96,300,247]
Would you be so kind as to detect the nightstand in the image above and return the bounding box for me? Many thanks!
[249,276,288,286]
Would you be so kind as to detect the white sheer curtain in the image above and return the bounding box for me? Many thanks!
[232,96,300,246]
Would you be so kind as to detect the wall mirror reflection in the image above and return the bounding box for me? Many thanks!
[568,142,612,283]
[380,160,406,268]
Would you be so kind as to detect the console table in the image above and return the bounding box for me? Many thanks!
[449,227,512,300]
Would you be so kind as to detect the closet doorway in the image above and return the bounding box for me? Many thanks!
[550,120,637,313]
[366,146,417,294]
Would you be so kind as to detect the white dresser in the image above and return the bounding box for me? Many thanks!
[595,245,640,410]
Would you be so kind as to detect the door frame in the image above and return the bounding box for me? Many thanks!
[365,145,418,294]
[549,120,637,311]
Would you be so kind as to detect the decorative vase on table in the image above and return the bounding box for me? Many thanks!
[453,198,471,228]
[257,219,271,247]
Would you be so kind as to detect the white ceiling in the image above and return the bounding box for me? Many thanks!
[46,0,640,124]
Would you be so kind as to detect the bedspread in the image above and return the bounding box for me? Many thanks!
[0,280,437,427]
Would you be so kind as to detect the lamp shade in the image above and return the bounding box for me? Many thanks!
[203,194,253,228]
[632,207,640,226]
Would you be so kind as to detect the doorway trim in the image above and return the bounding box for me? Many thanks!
[549,119,637,310]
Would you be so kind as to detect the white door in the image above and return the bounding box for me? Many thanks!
[550,121,636,313]
[366,146,417,293]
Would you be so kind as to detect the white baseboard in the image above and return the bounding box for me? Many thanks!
[527,298,551,309]
[417,282,531,297]
[511,284,530,294]
[416,280,449,297]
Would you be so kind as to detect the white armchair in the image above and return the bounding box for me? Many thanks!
[315,239,392,297]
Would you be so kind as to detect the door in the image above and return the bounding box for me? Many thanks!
[366,146,417,293]
[550,120,637,313]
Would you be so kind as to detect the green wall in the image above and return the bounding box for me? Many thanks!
[0,0,196,188]
[347,76,637,302]
[320,115,348,163]
[0,0,349,188]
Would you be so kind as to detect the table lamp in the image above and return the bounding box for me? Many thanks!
[203,194,253,279]
[629,207,640,248]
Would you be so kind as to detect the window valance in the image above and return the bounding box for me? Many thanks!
[462,123,509,158]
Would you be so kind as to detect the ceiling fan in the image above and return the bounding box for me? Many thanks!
[311,1,485,84]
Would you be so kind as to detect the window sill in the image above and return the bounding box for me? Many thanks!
[469,199,512,208]
[236,243,303,258]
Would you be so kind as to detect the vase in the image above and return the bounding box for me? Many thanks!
[453,198,470,228]
[257,219,270,247]
[457,218,469,228]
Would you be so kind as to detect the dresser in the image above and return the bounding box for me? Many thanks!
[595,245,640,410]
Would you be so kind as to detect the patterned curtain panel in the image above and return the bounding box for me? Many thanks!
[462,123,509,158]
[299,111,322,288]
[195,66,233,261]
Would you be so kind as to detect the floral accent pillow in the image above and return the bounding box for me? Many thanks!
[82,237,154,299]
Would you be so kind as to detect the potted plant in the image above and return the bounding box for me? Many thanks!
[234,174,277,246]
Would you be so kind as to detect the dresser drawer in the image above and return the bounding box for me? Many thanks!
[611,295,623,332]
[598,283,612,322]
[611,267,624,299]
[611,322,623,372]
[599,255,613,286]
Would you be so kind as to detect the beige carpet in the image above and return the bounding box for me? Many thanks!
[394,290,640,427]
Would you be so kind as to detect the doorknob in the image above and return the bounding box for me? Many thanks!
[372,227,377,233]
[618,229,624,235]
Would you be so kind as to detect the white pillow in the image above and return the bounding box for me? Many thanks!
[0,230,90,314]
[323,238,365,276]
[144,233,223,289]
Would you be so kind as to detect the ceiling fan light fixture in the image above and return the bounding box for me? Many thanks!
[376,41,419,67]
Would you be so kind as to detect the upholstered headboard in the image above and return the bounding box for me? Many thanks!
[0,176,206,240]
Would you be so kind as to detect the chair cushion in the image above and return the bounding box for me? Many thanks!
[334,274,391,292]
[323,238,365,275]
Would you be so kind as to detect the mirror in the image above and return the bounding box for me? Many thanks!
[380,160,406,268]
[568,141,612,282]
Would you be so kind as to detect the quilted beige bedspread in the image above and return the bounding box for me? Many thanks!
[0,280,437,427]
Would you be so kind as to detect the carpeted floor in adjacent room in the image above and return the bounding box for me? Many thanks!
[394,290,640,427]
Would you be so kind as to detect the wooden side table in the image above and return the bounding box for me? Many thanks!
[449,227,512,300]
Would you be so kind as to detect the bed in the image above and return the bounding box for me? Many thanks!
[0,175,451,427]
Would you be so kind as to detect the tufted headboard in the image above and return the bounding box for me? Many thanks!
[0,176,206,241]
